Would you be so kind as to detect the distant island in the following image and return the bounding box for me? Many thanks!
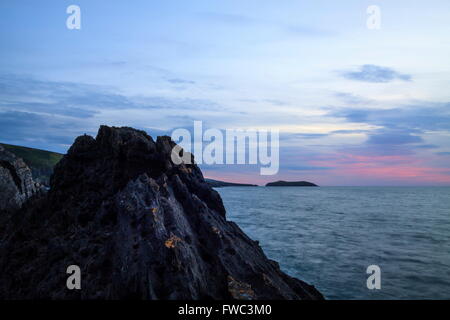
[266,180,318,187]
[205,178,258,188]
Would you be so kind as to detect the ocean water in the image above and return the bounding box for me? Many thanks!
[216,187,450,299]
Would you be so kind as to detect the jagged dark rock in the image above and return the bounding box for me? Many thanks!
[0,145,42,212]
[0,126,323,300]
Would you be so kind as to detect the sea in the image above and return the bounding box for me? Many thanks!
[216,186,450,299]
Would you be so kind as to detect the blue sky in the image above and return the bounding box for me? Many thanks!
[1,0,450,185]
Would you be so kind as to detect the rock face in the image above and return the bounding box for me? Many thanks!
[0,143,63,187]
[0,126,323,300]
[0,145,41,212]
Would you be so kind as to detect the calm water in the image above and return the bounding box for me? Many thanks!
[216,187,450,299]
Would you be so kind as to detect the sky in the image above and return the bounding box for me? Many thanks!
[1,0,450,186]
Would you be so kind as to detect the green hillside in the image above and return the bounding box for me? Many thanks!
[0,143,63,185]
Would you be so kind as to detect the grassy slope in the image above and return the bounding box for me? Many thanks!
[0,143,63,185]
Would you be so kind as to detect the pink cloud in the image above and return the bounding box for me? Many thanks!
[309,152,450,185]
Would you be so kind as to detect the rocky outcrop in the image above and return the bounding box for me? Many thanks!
[0,145,42,212]
[0,143,63,186]
[0,126,323,300]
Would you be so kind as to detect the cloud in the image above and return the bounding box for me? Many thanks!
[167,78,196,85]
[334,109,369,122]
[340,64,412,83]
[264,99,287,106]
[0,109,178,153]
[0,74,221,116]
[1,73,448,185]
[330,102,450,132]
[0,102,98,119]
[0,110,84,152]
[334,92,372,105]
[367,130,423,145]
[0,74,135,117]
[331,129,369,134]
[279,164,334,171]
[337,144,416,157]
[0,74,224,152]
[286,25,336,37]
[414,144,439,149]
[309,150,450,185]
[328,101,450,159]
[286,133,330,140]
